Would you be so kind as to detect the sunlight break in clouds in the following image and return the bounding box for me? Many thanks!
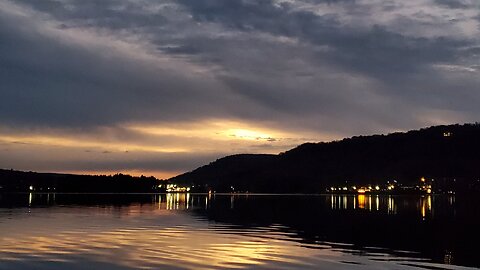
[0,120,319,178]
[1,0,479,177]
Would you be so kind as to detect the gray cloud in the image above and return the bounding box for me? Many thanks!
[4,1,478,128]
[177,0,470,78]
[434,0,471,9]
[1,0,480,175]
[0,6,244,128]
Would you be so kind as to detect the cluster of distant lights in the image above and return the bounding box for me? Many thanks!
[330,184,393,194]
[420,177,433,194]
[25,177,447,195]
[165,184,191,193]
[330,178,433,194]
[28,186,55,191]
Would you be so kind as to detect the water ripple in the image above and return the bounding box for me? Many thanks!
[0,196,477,270]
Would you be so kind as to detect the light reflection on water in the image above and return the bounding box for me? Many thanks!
[0,193,476,270]
[328,194,444,218]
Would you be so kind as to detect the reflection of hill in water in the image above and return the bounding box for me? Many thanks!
[0,193,159,208]
[190,194,480,268]
[2,193,480,268]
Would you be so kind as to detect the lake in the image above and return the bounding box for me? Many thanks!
[0,193,479,270]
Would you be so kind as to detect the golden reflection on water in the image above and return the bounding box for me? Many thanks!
[328,194,442,219]
[388,196,396,214]
[420,195,433,220]
[0,198,349,270]
[0,193,466,270]
[358,194,366,209]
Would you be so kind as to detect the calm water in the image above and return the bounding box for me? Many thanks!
[0,193,479,270]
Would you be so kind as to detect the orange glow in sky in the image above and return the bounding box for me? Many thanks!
[0,119,333,179]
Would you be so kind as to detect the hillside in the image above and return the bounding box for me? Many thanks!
[170,123,480,193]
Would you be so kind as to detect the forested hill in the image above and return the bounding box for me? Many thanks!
[170,123,480,193]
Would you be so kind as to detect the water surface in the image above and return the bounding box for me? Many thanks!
[0,193,478,269]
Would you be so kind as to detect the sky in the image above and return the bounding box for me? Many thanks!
[0,0,479,179]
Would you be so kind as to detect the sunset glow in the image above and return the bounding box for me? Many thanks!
[0,119,323,178]
[1,1,479,269]
[1,0,479,178]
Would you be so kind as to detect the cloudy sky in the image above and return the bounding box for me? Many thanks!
[0,0,479,178]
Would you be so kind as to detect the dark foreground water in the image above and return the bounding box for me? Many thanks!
[0,193,479,270]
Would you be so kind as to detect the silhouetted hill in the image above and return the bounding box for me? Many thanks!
[0,170,163,193]
[170,123,480,193]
